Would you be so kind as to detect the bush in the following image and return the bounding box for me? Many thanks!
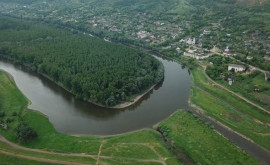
[12,112,17,116]
[14,122,37,142]
[0,112,5,118]
[6,118,14,123]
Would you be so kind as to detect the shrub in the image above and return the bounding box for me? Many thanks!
[6,118,14,123]
[14,122,37,142]
[0,112,5,118]
[12,112,17,116]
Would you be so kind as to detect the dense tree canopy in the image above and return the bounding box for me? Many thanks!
[0,17,164,106]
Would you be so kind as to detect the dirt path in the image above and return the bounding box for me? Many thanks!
[0,135,98,159]
[0,150,91,165]
[95,141,105,165]
[195,85,269,126]
[201,64,270,115]
[0,135,167,165]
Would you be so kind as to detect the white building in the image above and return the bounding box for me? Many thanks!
[223,46,231,56]
[203,30,211,35]
[228,64,245,72]
[183,49,212,60]
[186,38,196,45]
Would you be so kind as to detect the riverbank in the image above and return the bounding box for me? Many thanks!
[0,69,266,164]
[0,70,180,164]
[0,56,164,110]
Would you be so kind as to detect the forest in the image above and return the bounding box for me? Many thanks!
[0,16,164,107]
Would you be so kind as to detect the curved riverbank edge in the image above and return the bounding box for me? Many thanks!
[40,69,163,110]
[0,69,33,108]
[0,57,164,109]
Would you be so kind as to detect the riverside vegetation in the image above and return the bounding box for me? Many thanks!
[0,70,259,165]
[190,63,270,151]
[0,16,164,107]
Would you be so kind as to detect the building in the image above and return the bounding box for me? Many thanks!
[183,49,213,60]
[265,72,270,81]
[228,64,246,72]
[0,123,7,130]
[246,56,253,60]
[203,30,211,35]
[223,46,231,56]
[228,74,235,85]
[186,38,196,45]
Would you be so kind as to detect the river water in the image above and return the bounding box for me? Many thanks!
[0,56,192,135]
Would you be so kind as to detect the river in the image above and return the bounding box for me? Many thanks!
[0,56,192,135]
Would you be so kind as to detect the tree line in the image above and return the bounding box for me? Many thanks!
[0,16,164,107]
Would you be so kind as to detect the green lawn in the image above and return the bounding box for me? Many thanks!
[0,70,179,165]
[190,68,270,124]
[158,110,260,165]
[191,86,270,151]
[0,154,56,165]
[219,72,270,111]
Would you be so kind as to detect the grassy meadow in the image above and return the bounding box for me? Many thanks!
[190,67,270,151]
[158,110,260,165]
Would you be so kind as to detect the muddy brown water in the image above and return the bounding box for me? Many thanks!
[0,56,192,135]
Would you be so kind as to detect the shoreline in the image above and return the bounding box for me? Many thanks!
[0,57,163,110]
[37,67,161,109]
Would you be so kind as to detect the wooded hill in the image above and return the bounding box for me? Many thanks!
[0,16,164,107]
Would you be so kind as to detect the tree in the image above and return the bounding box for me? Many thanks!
[14,122,37,142]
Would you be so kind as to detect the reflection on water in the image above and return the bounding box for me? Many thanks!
[0,56,191,135]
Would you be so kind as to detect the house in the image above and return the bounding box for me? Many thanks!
[264,56,270,62]
[228,74,235,85]
[176,47,181,53]
[0,123,7,130]
[228,64,246,72]
[223,46,231,56]
[246,56,253,60]
[203,30,211,35]
[265,71,270,81]
[183,49,213,60]
[186,38,196,45]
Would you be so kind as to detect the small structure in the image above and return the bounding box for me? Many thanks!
[264,56,270,62]
[228,64,246,72]
[246,56,253,60]
[183,48,213,60]
[0,123,7,130]
[228,74,235,85]
[186,38,196,45]
[176,47,181,53]
[203,30,211,35]
[223,46,231,56]
[265,72,270,81]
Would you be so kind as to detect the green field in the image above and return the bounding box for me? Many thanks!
[219,71,270,111]
[190,67,270,151]
[158,110,260,165]
[0,153,56,165]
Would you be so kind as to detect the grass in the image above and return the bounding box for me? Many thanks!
[191,86,270,150]
[0,153,57,165]
[189,66,270,150]
[158,110,260,165]
[190,68,270,124]
[218,71,270,111]
[0,141,97,164]
[0,70,180,165]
